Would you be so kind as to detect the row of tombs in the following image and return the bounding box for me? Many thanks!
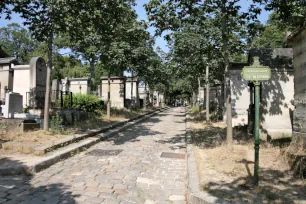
[0,46,300,142]
[0,48,165,121]
[198,48,294,141]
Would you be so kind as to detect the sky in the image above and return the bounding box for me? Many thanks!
[0,0,271,53]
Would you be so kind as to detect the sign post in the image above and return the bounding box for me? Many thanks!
[242,57,271,186]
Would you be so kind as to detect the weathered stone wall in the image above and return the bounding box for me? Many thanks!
[12,65,30,107]
[101,77,125,109]
[228,49,294,139]
[290,29,306,133]
[229,69,250,127]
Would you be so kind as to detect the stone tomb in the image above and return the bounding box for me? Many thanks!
[101,76,126,109]
[0,53,18,101]
[288,27,306,148]
[12,57,47,108]
[69,78,90,94]
[228,48,294,140]
[3,92,23,118]
[51,79,60,103]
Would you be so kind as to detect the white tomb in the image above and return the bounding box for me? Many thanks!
[3,92,23,118]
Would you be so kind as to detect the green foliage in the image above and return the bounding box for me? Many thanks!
[60,66,89,79]
[50,114,64,134]
[191,105,200,114]
[61,94,104,113]
[251,13,288,49]
[254,0,306,29]
[0,23,38,63]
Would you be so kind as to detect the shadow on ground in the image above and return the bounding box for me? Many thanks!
[191,125,252,149]
[0,158,77,203]
[105,112,164,145]
[106,108,187,150]
[205,168,306,204]
[189,111,306,204]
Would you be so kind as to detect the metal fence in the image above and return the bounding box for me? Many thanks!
[26,90,73,109]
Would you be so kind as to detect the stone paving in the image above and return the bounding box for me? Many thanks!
[0,107,187,204]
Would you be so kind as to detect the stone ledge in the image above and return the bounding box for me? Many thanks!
[34,108,164,155]
[0,107,169,176]
[185,108,229,204]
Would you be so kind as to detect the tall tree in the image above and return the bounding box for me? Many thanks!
[254,0,306,29]
[0,23,37,63]
[12,0,70,131]
[62,0,136,93]
[251,12,288,48]
[146,0,261,144]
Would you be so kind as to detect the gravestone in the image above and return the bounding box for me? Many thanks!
[3,92,23,118]
[29,57,47,109]
[61,77,70,92]
[51,79,60,103]
[98,85,102,98]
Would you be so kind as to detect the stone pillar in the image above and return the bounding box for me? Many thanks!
[288,28,306,151]
[29,57,47,109]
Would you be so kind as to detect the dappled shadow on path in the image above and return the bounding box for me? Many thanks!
[105,113,165,146]
[106,108,187,149]
[0,158,77,203]
[156,132,186,150]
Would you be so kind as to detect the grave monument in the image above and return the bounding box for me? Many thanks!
[12,57,47,108]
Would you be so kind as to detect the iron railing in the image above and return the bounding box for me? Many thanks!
[26,90,73,109]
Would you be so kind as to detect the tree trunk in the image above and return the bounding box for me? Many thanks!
[89,58,95,92]
[143,83,147,111]
[157,92,160,107]
[107,73,111,118]
[222,0,233,145]
[206,66,210,123]
[198,77,201,107]
[131,73,134,109]
[136,80,140,109]
[44,33,53,131]
[192,91,197,106]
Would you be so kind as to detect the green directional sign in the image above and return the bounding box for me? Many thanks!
[242,58,271,81]
[241,57,272,186]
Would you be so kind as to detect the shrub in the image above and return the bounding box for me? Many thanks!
[60,94,105,113]
[191,105,200,114]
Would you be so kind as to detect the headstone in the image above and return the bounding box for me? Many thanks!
[3,92,23,118]
[61,77,70,92]
[51,79,60,103]
[29,57,47,109]
[98,85,102,98]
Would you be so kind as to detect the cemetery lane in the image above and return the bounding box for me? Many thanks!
[0,107,187,204]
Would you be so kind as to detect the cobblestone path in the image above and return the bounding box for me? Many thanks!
[0,107,187,204]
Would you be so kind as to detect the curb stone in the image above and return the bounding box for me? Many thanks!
[34,108,165,155]
[0,107,170,176]
[185,108,228,204]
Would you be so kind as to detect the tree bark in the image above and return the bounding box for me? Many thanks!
[44,33,53,131]
[107,73,111,118]
[131,73,134,109]
[143,83,147,111]
[206,66,210,123]
[89,58,95,92]
[136,80,140,109]
[222,0,233,144]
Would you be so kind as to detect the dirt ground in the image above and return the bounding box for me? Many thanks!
[190,111,306,204]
